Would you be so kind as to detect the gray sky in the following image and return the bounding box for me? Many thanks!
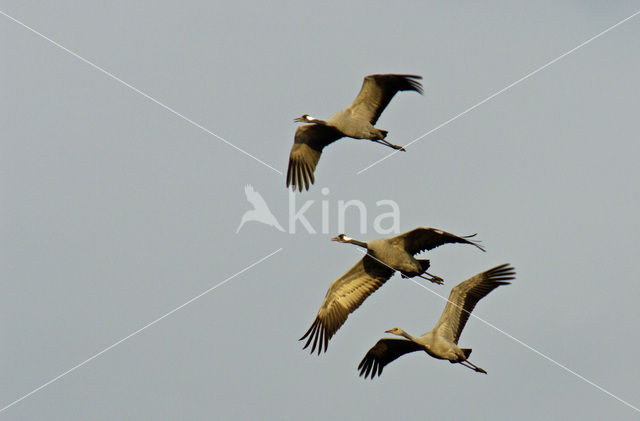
[2,1,640,419]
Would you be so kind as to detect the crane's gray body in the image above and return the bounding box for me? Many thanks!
[414,331,468,362]
[366,238,425,276]
[326,109,386,140]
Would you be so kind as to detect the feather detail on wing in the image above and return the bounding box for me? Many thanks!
[358,338,423,379]
[300,255,395,354]
[433,264,514,343]
[391,227,485,255]
[348,74,423,125]
[287,124,343,191]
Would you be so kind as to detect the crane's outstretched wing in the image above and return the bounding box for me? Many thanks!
[357,338,422,379]
[348,74,423,126]
[432,264,514,343]
[391,227,485,255]
[300,255,395,354]
[287,124,343,191]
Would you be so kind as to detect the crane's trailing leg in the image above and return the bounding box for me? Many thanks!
[418,272,444,285]
[372,138,406,151]
[376,129,406,151]
[459,360,487,374]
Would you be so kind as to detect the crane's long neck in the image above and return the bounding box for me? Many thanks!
[347,238,368,249]
[312,119,329,126]
[398,329,417,342]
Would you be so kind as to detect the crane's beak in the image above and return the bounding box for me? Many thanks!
[384,329,394,334]
[293,116,305,123]
[330,236,340,241]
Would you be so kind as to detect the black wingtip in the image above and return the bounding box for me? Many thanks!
[487,263,516,282]
[408,78,424,95]
[286,159,314,193]
[403,75,424,95]
[387,74,423,95]
[462,233,486,252]
[357,355,383,380]
[299,318,328,355]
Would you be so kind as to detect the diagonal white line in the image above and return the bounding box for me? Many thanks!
[357,9,640,174]
[0,10,282,175]
[0,248,283,414]
[355,249,639,413]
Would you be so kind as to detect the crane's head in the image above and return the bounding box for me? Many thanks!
[385,327,404,336]
[331,234,352,243]
[293,114,316,123]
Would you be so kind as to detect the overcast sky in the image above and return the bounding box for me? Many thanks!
[2,1,640,419]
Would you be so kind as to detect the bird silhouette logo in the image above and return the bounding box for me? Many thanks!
[236,185,285,233]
